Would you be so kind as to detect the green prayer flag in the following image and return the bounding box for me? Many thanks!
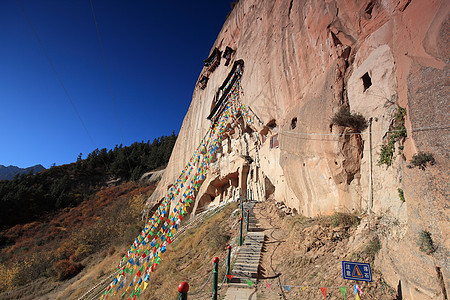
[339,287,347,300]
[245,279,254,287]
[121,291,126,298]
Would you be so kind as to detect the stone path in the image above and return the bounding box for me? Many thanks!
[224,202,264,300]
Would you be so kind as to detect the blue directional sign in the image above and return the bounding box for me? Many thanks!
[342,261,372,282]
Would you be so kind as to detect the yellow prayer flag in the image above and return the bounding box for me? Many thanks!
[143,282,148,291]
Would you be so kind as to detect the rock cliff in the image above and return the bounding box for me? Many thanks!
[148,0,449,298]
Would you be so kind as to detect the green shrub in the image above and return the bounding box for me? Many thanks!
[351,237,381,262]
[332,107,368,132]
[397,188,405,202]
[419,230,436,255]
[378,107,407,167]
[52,259,83,281]
[378,143,395,166]
[108,246,116,256]
[364,237,381,261]
[330,212,359,228]
[408,152,435,170]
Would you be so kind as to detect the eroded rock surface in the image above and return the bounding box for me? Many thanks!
[148,1,449,298]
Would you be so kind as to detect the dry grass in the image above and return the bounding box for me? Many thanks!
[254,201,395,300]
[139,202,239,300]
[0,182,153,298]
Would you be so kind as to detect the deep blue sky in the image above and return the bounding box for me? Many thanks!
[0,0,234,168]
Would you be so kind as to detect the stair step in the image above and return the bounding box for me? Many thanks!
[228,282,254,289]
[233,263,259,268]
[232,271,258,278]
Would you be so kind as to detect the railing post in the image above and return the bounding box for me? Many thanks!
[212,257,219,300]
[246,209,250,232]
[178,281,189,300]
[240,200,244,218]
[239,217,243,246]
[226,245,232,283]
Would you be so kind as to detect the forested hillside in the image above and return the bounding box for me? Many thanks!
[0,132,176,228]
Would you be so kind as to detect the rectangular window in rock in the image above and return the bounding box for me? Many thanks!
[362,72,372,91]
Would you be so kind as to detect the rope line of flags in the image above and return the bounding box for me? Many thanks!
[100,80,253,299]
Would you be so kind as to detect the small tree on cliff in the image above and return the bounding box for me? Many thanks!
[331,106,368,132]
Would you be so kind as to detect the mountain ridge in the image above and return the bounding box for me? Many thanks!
[0,164,46,180]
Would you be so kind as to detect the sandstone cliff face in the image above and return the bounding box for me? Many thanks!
[148,1,449,298]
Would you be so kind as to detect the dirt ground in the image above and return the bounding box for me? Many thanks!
[251,201,397,300]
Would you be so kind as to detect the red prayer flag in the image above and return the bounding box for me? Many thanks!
[320,287,327,298]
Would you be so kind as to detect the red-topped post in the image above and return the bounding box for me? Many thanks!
[212,257,219,300]
[178,281,189,300]
[226,245,232,283]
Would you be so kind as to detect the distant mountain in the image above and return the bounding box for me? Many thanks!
[0,164,46,180]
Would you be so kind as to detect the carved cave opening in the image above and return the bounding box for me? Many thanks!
[291,117,297,129]
[223,46,234,66]
[362,72,372,91]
